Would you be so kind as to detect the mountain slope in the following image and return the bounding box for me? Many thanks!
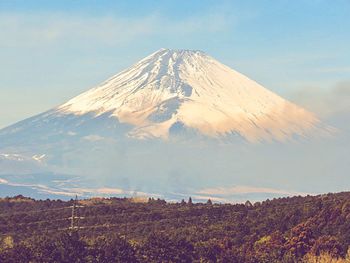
[53,48,319,142]
[0,49,339,201]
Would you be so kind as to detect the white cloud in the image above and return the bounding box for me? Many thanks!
[49,186,162,199]
[0,177,78,196]
[96,187,124,195]
[0,178,9,184]
[192,195,229,203]
[67,131,77,136]
[83,134,104,142]
[0,177,163,198]
[197,185,310,197]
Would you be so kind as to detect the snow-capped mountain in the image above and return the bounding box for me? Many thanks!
[0,49,331,200]
[57,48,319,142]
[0,49,320,146]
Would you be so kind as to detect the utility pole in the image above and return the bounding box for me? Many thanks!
[69,195,85,231]
[70,196,76,230]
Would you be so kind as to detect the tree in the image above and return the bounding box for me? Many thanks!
[141,232,195,262]
[252,231,286,262]
[188,197,193,205]
[50,231,87,263]
[310,235,345,258]
[245,200,253,208]
[285,223,315,258]
[195,240,222,262]
[1,242,33,263]
[89,236,138,263]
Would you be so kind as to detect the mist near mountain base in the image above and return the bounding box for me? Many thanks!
[42,131,349,202]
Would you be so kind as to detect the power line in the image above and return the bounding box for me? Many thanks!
[0,197,340,238]
[0,209,268,237]
[0,206,71,217]
[0,211,226,237]
[0,199,326,229]
[0,218,69,227]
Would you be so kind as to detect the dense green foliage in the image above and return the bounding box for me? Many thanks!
[0,192,349,262]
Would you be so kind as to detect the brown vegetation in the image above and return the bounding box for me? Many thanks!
[0,192,349,262]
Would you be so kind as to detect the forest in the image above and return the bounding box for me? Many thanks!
[0,192,349,262]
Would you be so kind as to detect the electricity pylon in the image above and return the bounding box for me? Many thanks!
[69,195,85,231]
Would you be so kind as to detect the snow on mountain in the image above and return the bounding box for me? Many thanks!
[0,49,338,200]
[0,153,45,163]
[0,48,327,151]
[0,152,47,175]
[56,48,319,142]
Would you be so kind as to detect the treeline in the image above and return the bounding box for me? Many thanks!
[0,192,350,262]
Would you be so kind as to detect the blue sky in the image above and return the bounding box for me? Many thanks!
[0,0,349,128]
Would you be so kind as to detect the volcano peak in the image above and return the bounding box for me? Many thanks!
[47,49,321,142]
